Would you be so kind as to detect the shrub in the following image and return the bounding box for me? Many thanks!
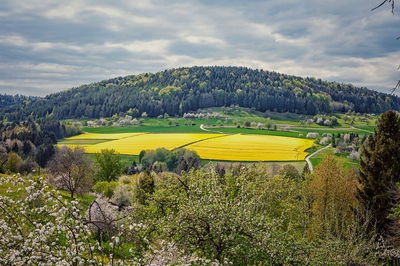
[152,161,168,173]
[349,151,360,160]
[111,184,133,209]
[93,181,118,198]
[5,152,22,173]
[17,160,38,175]
[134,171,154,205]
[119,175,133,184]
[319,137,330,145]
[306,132,319,139]
[278,164,300,180]
[85,195,118,233]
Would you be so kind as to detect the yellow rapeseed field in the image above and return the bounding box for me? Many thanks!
[71,133,223,155]
[61,133,314,161]
[185,134,314,161]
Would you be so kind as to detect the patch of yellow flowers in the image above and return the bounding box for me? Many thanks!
[61,133,314,161]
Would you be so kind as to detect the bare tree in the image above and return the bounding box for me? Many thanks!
[47,145,93,198]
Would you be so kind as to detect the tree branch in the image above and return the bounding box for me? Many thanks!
[372,0,395,13]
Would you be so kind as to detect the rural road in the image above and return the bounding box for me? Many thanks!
[305,143,332,173]
[200,124,225,134]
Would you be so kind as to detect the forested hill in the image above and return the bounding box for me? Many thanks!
[2,66,400,121]
[0,94,37,109]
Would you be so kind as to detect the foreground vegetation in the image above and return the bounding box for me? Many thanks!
[0,154,398,264]
[0,110,400,264]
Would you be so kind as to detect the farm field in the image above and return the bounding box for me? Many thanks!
[61,132,315,162]
[186,134,314,161]
[62,133,223,155]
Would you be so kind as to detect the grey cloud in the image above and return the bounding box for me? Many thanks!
[0,0,398,96]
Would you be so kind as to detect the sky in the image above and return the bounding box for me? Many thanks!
[0,0,399,96]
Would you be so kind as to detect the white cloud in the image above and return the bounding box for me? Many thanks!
[0,35,28,46]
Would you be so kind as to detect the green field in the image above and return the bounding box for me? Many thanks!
[84,125,206,133]
[209,127,301,137]
[309,147,359,169]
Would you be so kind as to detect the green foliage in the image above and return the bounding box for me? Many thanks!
[133,164,389,264]
[93,181,118,198]
[94,149,124,182]
[278,164,300,180]
[5,152,22,173]
[141,148,200,173]
[358,110,400,237]
[152,169,302,263]
[0,119,72,171]
[175,149,201,173]
[35,144,55,169]
[141,148,177,171]
[134,171,154,205]
[151,161,168,173]
[138,150,145,163]
[1,161,398,263]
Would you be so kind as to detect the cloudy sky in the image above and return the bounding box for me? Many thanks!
[0,0,399,96]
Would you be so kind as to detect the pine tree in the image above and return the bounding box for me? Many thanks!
[357,110,400,237]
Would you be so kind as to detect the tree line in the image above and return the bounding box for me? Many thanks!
[2,66,400,121]
[0,119,81,174]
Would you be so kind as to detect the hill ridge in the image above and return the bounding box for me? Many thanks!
[2,66,399,121]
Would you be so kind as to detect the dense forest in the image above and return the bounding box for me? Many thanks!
[0,119,81,174]
[2,66,400,121]
[0,94,37,109]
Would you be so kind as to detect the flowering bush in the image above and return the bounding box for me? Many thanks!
[0,175,100,264]
[0,174,205,264]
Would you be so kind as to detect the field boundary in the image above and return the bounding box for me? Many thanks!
[173,134,229,150]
